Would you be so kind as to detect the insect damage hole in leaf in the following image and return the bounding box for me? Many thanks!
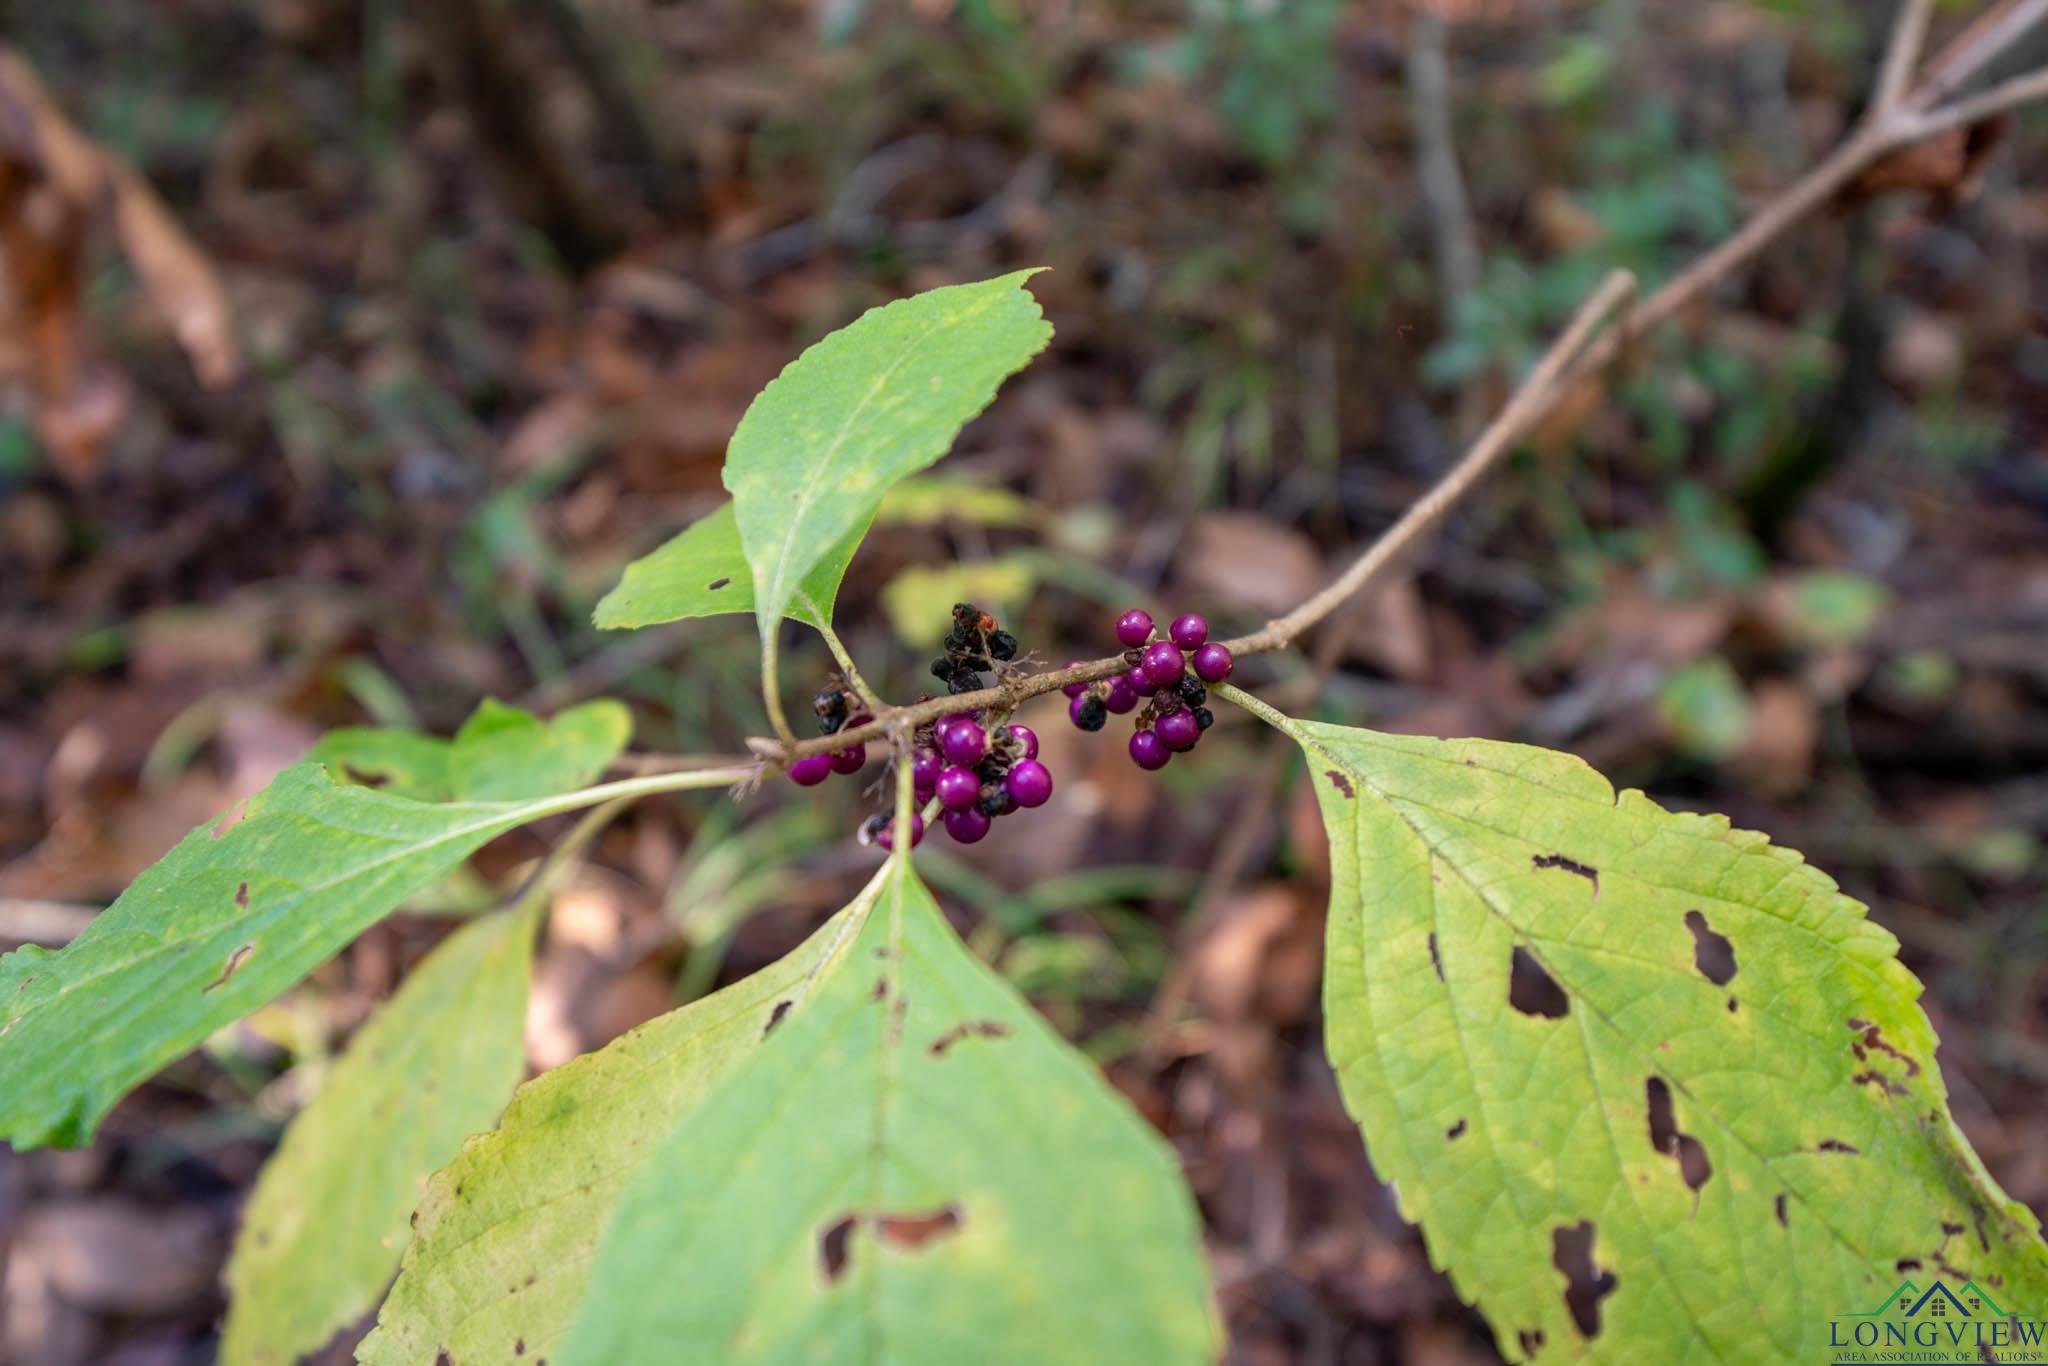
[1508,946,1569,1019]
[1530,852,1598,897]
[1551,1220,1618,1339]
[1683,909,1737,986]
[819,1214,857,1285]
[1643,1077,1713,1192]
[928,1019,1011,1056]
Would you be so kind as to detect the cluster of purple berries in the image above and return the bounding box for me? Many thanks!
[894,714,1050,848]
[1065,610,1232,770]
[785,684,871,789]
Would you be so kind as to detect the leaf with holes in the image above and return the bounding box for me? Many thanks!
[723,271,1051,642]
[559,858,1216,1365]
[0,762,641,1149]
[356,882,873,1366]
[592,499,871,632]
[1272,716,2048,1362]
[221,903,538,1366]
[304,699,630,805]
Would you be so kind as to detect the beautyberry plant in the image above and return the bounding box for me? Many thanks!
[1,269,2042,1366]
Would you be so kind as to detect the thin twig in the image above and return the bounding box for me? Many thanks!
[1875,0,1937,115]
[1911,0,2048,109]
[1903,61,2048,139]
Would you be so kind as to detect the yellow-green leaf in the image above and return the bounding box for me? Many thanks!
[221,904,537,1365]
[560,859,1216,1364]
[358,879,883,1365]
[1276,714,2048,1362]
[446,698,630,801]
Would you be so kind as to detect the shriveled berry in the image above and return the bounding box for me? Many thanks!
[940,719,987,766]
[930,657,956,680]
[876,812,924,850]
[1128,729,1171,771]
[936,766,982,811]
[1104,673,1139,714]
[1061,661,1089,698]
[1192,642,1234,682]
[1069,693,1107,732]
[1006,724,1039,760]
[814,687,848,718]
[944,807,992,844]
[1139,640,1185,689]
[1178,677,1207,708]
[1156,708,1200,752]
[953,601,980,622]
[988,630,1018,661]
[1007,759,1053,808]
[1115,608,1155,648]
[947,670,982,695]
[912,749,944,790]
[1169,613,1209,649]
[1194,706,1214,732]
[830,743,867,774]
[789,753,833,786]
[980,786,1016,818]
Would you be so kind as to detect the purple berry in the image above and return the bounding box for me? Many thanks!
[1061,662,1089,698]
[944,807,992,844]
[939,719,986,766]
[936,766,982,811]
[1170,613,1209,649]
[912,748,944,790]
[789,753,833,786]
[1128,669,1159,698]
[1104,673,1139,714]
[876,812,924,850]
[1139,640,1185,689]
[830,743,867,775]
[1128,730,1171,771]
[1006,724,1039,760]
[1156,708,1201,752]
[1115,609,1155,648]
[1192,642,1234,683]
[1006,759,1053,808]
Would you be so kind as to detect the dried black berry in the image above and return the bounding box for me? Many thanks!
[1193,706,1215,731]
[946,670,982,695]
[813,688,847,720]
[988,630,1017,661]
[979,787,1016,818]
[819,712,846,736]
[952,602,980,623]
[1179,677,1207,708]
[959,654,990,673]
[931,657,956,680]
[1072,695,1107,732]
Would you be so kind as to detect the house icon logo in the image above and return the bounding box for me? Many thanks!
[1829,1277,2046,1362]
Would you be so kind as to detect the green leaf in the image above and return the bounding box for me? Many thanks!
[358,883,882,1365]
[561,859,1216,1365]
[1282,716,2048,1362]
[305,699,631,803]
[447,698,631,800]
[0,764,636,1148]
[220,904,538,1366]
[304,727,453,802]
[724,271,1052,642]
[591,500,870,632]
